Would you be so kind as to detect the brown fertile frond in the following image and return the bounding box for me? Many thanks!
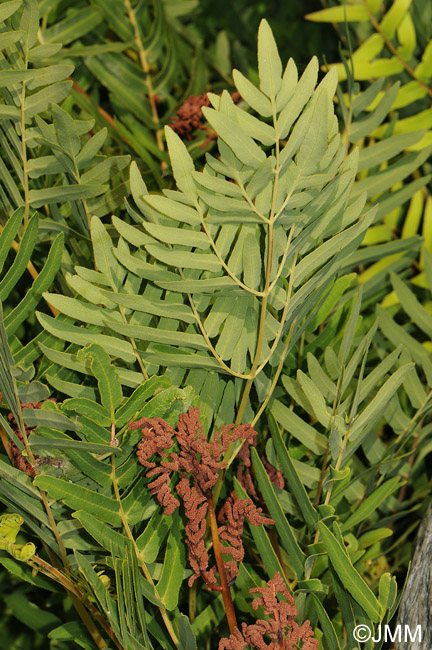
[248,572,318,650]
[219,572,319,650]
[133,417,179,514]
[169,93,211,141]
[133,407,269,588]
[134,408,261,500]
[222,423,257,453]
[176,476,214,588]
[9,440,35,476]
[217,494,247,584]
[223,422,257,498]
[219,627,248,650]
[176,406,226,494]
[236,463,257,499]
[146,465,180,516]
[133,417,175,468]
[232,426,284,498]
[218,493,274,584]
[169,91,241,145]
[242,499,274,527]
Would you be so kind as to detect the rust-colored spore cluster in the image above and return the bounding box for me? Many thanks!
[169,91,242,146]
[134,407,257,505]
[131,416,179,514]
[169,93,211,141]
[219,572,319,650]
[132,406,274,587]
[218,492,272,585]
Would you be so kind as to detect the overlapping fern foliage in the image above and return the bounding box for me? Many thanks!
[307,0,432,302]
[0,1,431,649]
[32,0,231,187]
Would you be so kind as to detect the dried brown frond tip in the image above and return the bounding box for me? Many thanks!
[234,427,284,499]
[7,399,56,476]
[262,457,285,491]
[219,572,319,650]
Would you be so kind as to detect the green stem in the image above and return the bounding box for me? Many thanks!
[124,0,165,153]
[110,458,181,649]
[307,421,352,567]
[314,373,344,507]
[31,556,121,650]
[213,105,290,506]
[235,97,282,426]
[200,220,265,297]
[234,183,277,425]
[20,80,29,230]
[186,289,249,379]
[256,250,297,376]
[251,318,297,428]
[323,422,352,508]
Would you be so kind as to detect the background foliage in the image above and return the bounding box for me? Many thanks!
[0,1,431,649]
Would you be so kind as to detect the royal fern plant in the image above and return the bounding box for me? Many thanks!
[40,22,378,435]
[0,6,426,650]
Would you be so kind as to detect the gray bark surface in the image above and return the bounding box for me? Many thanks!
[395,502,432,650]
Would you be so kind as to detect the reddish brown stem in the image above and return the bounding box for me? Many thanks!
[71,80,117,129]
[269,527,289,580]
[207,494,238,635]
[71,79,161,173]
[202,575,223,592]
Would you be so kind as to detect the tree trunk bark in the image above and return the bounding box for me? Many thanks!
[395,503,432,650]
